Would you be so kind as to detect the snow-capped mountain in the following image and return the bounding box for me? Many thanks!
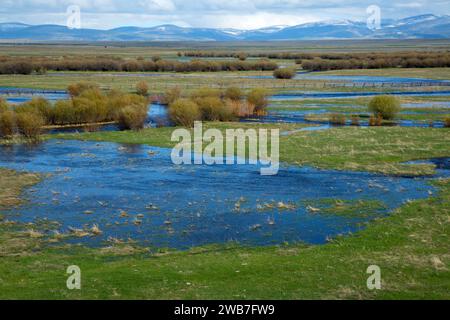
[0,15,449,41]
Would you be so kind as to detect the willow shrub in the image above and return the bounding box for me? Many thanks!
[191,88,222,101]
[0,111,16,138]
[247,88,269,114]
[0,98,8,113]
[368,95,401,120]
[16,112,44,140]
[169,99,201,127]
[444,117,450,128]
[67,82,100,98]
[162,87,182,105]
[224,87,243,101]
[273,68,296,79]
[15,97,52,125]
[117,104,148,131]
[136,81,149,96]
[196,97,235,122]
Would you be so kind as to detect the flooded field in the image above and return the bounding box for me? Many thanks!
[0,140,440,249]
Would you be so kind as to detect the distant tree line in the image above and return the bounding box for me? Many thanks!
[0,57,278,75]
[182,51,450,71]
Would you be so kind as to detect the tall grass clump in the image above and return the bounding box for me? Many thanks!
[169,99,201,127]
[162,87,182,105]
[273,68,296,79]
[329,113,346,126]
[67,82,100,98]
[117,105,148,130]
[16,112,44,140]
[191,88,222,101]
[224,87,243,101]
[196,97,235,121]
[226,100,255,117]
[444,117,450,128]
[0,98,8,113]
[247,88,269,115]
[136,81,149,96]
[0,111,16,138]
[14,97,52,125]
[368,95,401,120]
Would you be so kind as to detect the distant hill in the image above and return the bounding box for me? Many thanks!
[1,14,449,41]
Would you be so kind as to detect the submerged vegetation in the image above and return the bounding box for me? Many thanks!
[0,166,448,299]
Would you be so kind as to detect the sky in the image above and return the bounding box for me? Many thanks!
[0,0,449,30]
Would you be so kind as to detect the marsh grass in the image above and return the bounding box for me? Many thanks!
[0,111,16,138]
[0,173,448,299]
[329,113,347,126]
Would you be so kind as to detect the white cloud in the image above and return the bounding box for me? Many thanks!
[0,0,448,29]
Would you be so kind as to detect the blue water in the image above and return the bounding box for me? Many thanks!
[294,74,450,84]
[245,109,446,128]
[271,91,450,101]
[0,140,437,249]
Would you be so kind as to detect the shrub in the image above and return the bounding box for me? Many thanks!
[368,95,401,120]
[73,89,109,123]
[444,117,450,128]
[0,111,16,138]
[237,52,247,61]
[162,87,182,105]
[191,88,222,101]
[169,99,201,127]
[224,87,243,101]
[247,88,269,114]
[53,100,76,125]
[273,68,296,79]
[67,82,100,98]
[136,81,149,96]
[197,97,224,121]
[16,112,44,139]
[117,105,148,131]
[351,115,360,126]
[0,98,8,113]
[196,97,236,122]
[152,56,162,63]
[329,113,346,125]
[108,92,147,121]
[15,97,52,125]
[226,100,255,117]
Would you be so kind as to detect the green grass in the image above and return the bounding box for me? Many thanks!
[323,68,450,80]
[51,124,450,176]
[0,169,41,209]
[0,173,448,299]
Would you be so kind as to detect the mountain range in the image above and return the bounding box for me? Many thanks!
[0,14,449,41]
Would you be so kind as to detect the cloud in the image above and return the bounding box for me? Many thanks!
[0,0,448,29]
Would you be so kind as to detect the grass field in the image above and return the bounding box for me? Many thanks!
[1,40,449,300]
[0,156,448,299]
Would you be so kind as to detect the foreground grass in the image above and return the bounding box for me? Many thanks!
[0,171,448,299]
[51,125,450,176]
[0,169,41,209]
